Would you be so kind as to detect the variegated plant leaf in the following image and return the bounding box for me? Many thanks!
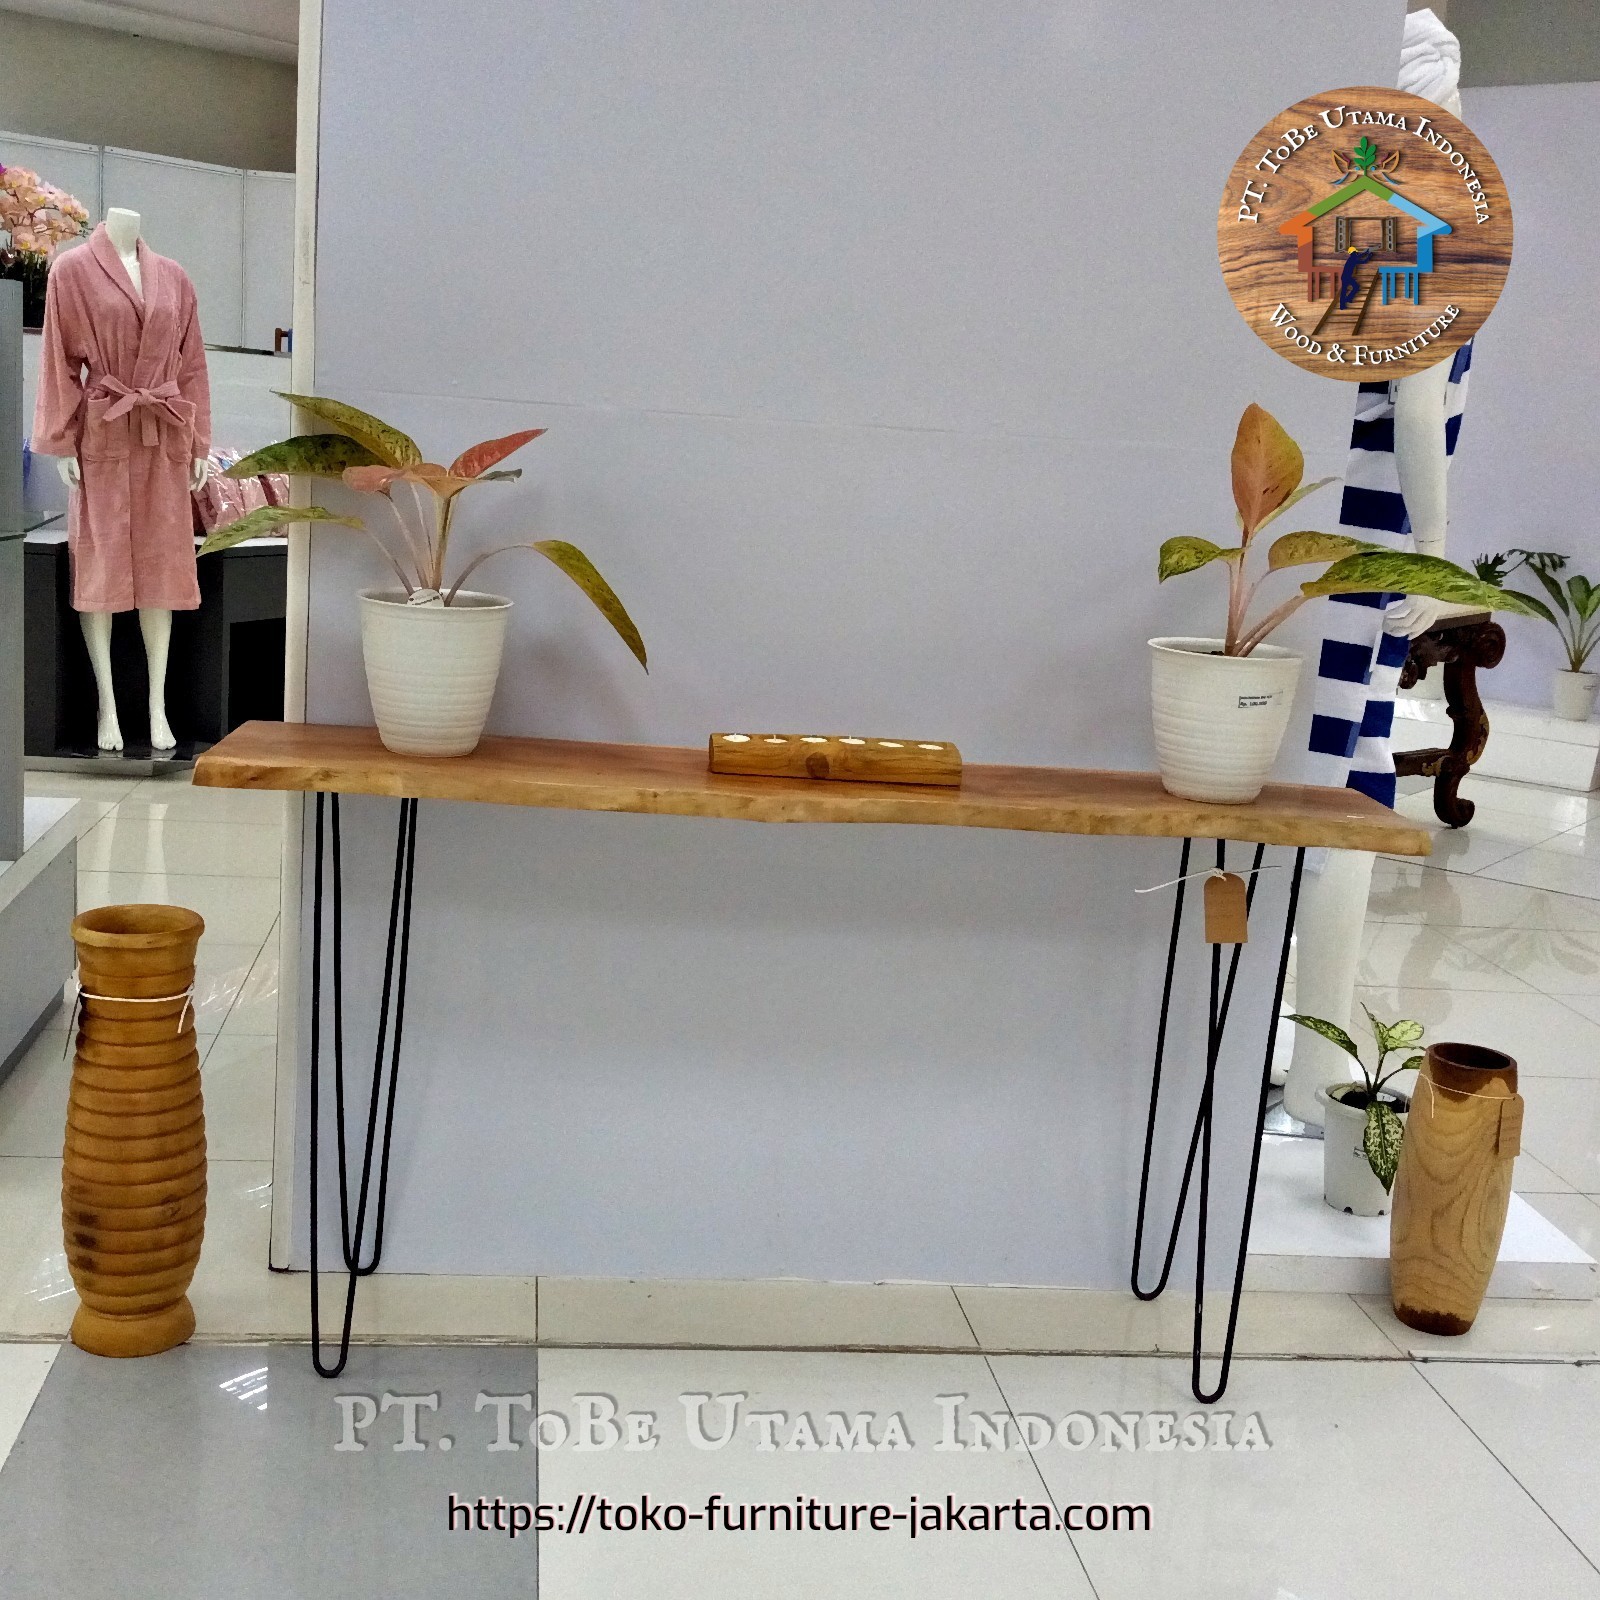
[275,392,422,468]
[1231,403,1303,538]
[223,434,384,479]
[449,428,546,479]
[1303,552,1548,617]
[1382,1017,1424,1050]
[1251,476,1337,535]
[531,540,647,670]
[1158,536,1244,582]
[1267,531,1379,571]
[1287,1014,1361,1061]
[198,504,361,557]
[1364,1101,1405,1193]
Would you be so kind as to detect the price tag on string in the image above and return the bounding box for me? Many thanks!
[1203,872,1249,944]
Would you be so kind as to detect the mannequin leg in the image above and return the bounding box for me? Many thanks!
[1282,849,1376,1126]
[138,609,176,749]
[78,612,124,753]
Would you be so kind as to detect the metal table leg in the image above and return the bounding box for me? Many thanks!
[308,792,419,1378]
[1130,838,1306,1402]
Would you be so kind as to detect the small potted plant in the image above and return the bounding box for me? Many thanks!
[1153,403,1534,803]
[201,394,646,757]
[1475,549,1600,722]
[1289,1006,1421,1216]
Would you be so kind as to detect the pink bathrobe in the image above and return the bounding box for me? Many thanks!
[32,225,211,612]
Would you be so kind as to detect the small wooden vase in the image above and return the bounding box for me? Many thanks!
[1389,1042,1521,1336]
[64,904,207,1358]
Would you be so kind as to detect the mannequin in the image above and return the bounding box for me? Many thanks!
[33,207,211,752]
[1283,8,1464,1125]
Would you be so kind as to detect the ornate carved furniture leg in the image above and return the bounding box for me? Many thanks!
[1394,612,1506,828]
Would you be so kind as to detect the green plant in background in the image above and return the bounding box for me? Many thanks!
[1158,404,1540,656]
[199,394,647,669]
[1475,548,1600,673]
[1288,1006,1424,1191]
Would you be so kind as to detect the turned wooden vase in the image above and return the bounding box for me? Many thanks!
[1389,1042,1521,1337]
[64,904,207,1357]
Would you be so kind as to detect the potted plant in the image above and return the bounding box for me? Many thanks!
[200,394,647,757]
[1475,549,1600,722]
[1288,1006,1422,1216]
[1153,403,1535,803]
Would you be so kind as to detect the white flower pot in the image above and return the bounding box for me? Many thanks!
[1551,669,1599,723]
[358,588,513,757]
[1318,1083,1409,1217]
[1149,637,1303,804]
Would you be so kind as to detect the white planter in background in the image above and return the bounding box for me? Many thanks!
[358,588,513,757]
[1148,637,1303,804]
[1551,668,1599,723]
[1318,1083,1408,1217]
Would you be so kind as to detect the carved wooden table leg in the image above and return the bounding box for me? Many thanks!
[1394,614,1506,828]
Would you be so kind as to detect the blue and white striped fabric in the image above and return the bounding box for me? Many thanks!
[1303,342,1473,808]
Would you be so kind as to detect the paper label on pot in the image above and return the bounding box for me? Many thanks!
[1236,693,1275,709]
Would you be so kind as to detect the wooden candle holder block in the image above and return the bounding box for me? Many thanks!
[709,733,962,787]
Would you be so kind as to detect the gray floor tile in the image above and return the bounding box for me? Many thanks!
[0,1344,541,1598]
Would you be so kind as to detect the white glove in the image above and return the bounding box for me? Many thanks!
[1385,593,1455,639]
[56,455,211,490]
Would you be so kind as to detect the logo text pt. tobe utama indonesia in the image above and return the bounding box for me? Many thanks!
[1218,89,1511,381]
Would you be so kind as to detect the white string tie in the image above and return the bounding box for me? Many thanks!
[63,972,196,1056]
[1135,863,1284,895]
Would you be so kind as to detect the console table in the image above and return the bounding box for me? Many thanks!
[195,721,1429,1398]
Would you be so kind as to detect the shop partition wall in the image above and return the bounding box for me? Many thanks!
[1448,81,1600,709]
[291,0,1412,1283]
[0,131,293,351]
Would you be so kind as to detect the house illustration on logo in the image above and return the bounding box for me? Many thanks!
[1278,147,1451,334]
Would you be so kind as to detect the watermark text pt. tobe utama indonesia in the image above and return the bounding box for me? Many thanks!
[334,1391,1271,1455]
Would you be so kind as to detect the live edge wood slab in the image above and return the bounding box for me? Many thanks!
[194,722,1431,856]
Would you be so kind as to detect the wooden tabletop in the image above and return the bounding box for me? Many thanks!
[194,722,1431,855]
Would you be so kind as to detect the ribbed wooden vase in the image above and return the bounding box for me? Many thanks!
[1389,1042,1521,1337]
[64,904,207,1358]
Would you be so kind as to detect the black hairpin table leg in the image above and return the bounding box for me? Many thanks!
[308,791,420,1379]
[1130,838,1306,1403]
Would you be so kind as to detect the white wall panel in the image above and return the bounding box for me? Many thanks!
[303,0,1411,1283]
[1447,83,1600,708]
[243,169,294,352]
[102,147,245,345]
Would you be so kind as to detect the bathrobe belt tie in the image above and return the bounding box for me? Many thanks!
[97,378,189,448]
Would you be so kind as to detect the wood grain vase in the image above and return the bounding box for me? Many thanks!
[1389,1042,1521,1336]
[64,904,207,1358]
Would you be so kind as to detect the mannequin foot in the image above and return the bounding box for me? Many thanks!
[149,706,176,751]
[96,714,124,753]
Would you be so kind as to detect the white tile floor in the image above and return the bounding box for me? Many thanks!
[3,763,1600,1591]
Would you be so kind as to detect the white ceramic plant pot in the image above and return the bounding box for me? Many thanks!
[1318,1083,1409,1217]
[358,588,513,757]
[1149,638,1303,804]
[1551,669,1599,723]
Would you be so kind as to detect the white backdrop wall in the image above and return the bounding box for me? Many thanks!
[1448,83,1600,708]
[299,0,1409,1282]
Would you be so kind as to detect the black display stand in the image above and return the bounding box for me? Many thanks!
[24,532,287,767]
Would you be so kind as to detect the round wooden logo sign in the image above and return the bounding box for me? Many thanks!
[1218,87,1512,380]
